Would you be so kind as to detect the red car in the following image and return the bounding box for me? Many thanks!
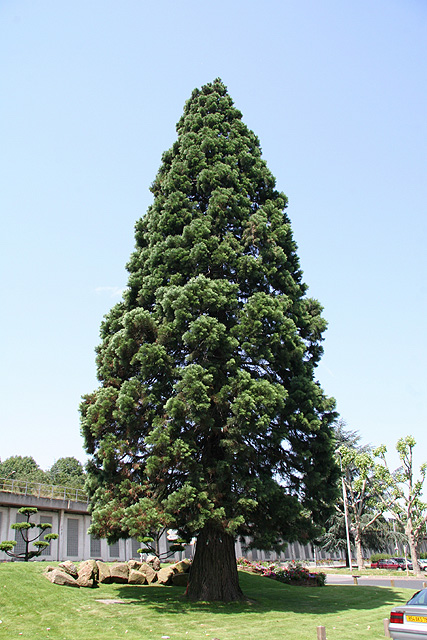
[377,558,407,570]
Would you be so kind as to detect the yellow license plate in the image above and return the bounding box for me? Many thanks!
[407,616,427,623]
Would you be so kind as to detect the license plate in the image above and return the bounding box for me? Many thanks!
[407,615,427,623]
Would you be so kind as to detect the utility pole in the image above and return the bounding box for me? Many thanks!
[338,452,353,572]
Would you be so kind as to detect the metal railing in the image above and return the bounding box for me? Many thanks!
[0,477,88,503]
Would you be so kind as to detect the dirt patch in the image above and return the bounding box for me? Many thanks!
[95,599,126,605]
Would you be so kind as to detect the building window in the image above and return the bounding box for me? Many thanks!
[131,538,140,558]
[14,512,27,557]
[39,515,53,556]
[90,536,101,557]
[108,541,120,558]
[67,518,79,557]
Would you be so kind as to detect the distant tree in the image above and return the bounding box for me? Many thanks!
[80,78,338,602]
[0,507,58,561]
[318,421,392,568]
[374,436,427,575]
[337,445,393,569]
[0,456,47,483]
[48,457,85,488]
[319,511,402,560]
[332,418,370,452]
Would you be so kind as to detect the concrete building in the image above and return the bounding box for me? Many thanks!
[0,482,333,564]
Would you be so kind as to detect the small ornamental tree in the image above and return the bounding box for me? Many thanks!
[136,529,187,561]
[0,507,58,561]
[80,78,339,601]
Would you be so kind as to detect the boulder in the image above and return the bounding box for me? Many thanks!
[172,572,189,587]
[172,558,191,574]
[157,566,175,585]
[128,569,147,585]
[146,554,161,571]
[58,561,79,578]
[128,560,142,571]
[96,561,111,584]
[110,562,129,584]
[77,559,98,587]
[139,563,157,584]
[45,568,79,587]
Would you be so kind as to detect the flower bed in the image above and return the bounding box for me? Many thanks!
[236,558,326,587]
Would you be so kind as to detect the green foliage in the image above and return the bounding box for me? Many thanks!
[47,457,86,488]
[0,455,48,483]
[135,528,189,560]
[374,436,427,567]
[318,511,398,556]
[370,553,392,563]
[0,506,58,561]
[18,507,38,516]
[81,79,338,572]
[318,424,393,565]
[0,540,17,552]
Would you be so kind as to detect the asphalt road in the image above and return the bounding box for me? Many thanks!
[326,574,427,590]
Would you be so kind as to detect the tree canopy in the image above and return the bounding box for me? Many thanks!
[47,457,86,488]
[0,455,86,488]
[374,436,427,574]
[0,456,47,483]
[80,78,338,601]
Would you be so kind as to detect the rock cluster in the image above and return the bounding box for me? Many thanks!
[44,557,191,588]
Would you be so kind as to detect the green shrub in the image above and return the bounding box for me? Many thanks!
[370,553,392,563]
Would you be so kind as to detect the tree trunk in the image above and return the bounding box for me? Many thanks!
[186,522,245,601]
[354,529,365,570]
[406,521,421,576]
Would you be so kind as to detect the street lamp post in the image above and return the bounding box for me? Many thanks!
[2,470,15,491]
[338,452,353,572]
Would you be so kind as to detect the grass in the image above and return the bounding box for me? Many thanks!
[0,562,415,640]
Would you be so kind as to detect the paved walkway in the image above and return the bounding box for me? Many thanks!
[326,573,427,590]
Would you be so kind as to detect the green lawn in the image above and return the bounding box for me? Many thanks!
[0,562,414,640]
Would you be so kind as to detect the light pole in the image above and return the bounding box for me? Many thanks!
[338,452,353,572]
[2,469,15,491]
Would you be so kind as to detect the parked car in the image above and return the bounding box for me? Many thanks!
[389,588,427,639]
[418,560,427,571]
[393,557,414,570]
[377,558,406,570]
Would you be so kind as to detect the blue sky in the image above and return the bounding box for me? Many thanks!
[1,0,426,474]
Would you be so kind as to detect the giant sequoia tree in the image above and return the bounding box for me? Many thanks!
[80,79,338,601]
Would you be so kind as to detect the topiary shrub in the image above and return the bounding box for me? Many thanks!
[0,507,58,561]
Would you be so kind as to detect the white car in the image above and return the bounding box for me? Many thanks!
[389,588,427,639]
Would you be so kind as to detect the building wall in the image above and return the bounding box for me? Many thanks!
[0,496,322,563]
[5,491,415,564]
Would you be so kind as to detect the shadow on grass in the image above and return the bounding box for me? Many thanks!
[109,571,408,616]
